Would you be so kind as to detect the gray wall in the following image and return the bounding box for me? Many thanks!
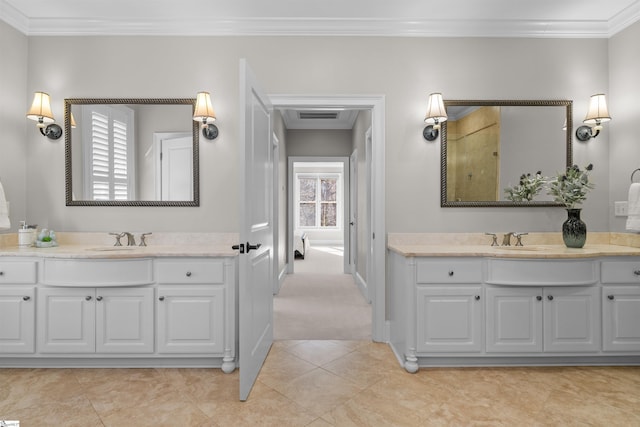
[5,25,625,234]
[0,22,28,231]
[609,21,640,232]
[286,129,353,157]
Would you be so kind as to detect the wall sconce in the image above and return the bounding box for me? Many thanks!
[423,92,448,141]
[26,92,62,140]
[575,93,611,141]
[193,91,218,140]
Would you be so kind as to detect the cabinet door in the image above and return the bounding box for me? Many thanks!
[38,287,95,353]
[157,286,224,354]
[0,286,35,353]
[486,287,542,353]
[96,287,154,353]
[603,286,640,352]
[543,286,600,352]
[416,286,482,353]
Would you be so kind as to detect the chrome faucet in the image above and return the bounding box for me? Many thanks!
[513,232,528,246]
[123,232,136,246]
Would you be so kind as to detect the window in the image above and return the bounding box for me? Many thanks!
[82,105,135,200]
[297,174,339,228]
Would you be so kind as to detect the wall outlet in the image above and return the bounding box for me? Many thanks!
[615,201,628,217]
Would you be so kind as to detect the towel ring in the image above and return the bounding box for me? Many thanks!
[631,169,640,183]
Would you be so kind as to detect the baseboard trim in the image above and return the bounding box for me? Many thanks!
[354,271,369,303]
[277,263,288,293]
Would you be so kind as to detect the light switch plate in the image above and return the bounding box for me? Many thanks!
[615,201,628,217]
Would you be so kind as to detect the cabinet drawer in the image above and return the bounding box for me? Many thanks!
[601,260,640,284]
[0,261,37,284]
[486,259,597,286]
[42,258,153,287]
[416,259,482,284]
[156,259,224,284]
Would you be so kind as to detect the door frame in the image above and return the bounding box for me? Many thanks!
[288,156,350,274]
[270,94,386,342]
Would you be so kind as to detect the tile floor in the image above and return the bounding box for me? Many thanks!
[1,340,639,426]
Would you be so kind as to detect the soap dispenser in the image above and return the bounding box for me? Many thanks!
[18,221,33,247]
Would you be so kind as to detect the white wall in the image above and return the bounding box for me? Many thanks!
[609,20,640,232]
[19,34,612,234]
[0,21,28,232]
[286,129,352,157]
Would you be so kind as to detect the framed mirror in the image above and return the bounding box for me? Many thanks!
[441,99,572,207]
[64,98,199,206]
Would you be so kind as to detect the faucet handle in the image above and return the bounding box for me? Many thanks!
[484,233,498,246]
[109,232,125,246]
[513,232,528,246]
[139,232,152,246]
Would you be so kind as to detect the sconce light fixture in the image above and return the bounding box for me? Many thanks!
[193,91,218,140]
[575,93,611,141]
[423,92,448,141]
[26,92,62,140]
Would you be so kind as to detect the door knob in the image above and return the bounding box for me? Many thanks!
[232,243,245,254]
[246,242,262,253]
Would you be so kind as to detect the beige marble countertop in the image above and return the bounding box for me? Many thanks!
[0,232,239,258]
[387,232,640,258]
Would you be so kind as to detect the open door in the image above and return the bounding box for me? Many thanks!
[238,59,275,401]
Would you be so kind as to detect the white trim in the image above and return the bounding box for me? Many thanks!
[6,15,637,38]
[277,263,287,294]
[273,94,385,343]
[354,271,369,304]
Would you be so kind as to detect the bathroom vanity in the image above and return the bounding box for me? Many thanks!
[388,233,640,372]
[0,233,237,371]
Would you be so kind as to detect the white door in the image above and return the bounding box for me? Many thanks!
[238,59,275,401]
[543,286,600,352]
[161,136,193,201]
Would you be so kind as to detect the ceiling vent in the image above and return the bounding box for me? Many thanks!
[298,111,339,120]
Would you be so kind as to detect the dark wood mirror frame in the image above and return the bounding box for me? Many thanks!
[64,98,199,207]
[440,99,573,208]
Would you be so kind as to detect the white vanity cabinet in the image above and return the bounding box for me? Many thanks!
[485,285,600,353]
[388,250,637,372]
[38,286,154,354]
[156,259,226,354]
[415,259,483,353]
[601,260,640,352]
[0,260,37,353]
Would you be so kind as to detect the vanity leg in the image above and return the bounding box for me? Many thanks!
[404,348,419,373]
[221,348,236,373]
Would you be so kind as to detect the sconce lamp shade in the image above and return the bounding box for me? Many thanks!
[193,91,217,123]
[583,93,611,125]
[26,92,55,126]
[193,91,219,140]
[424,93,448,125]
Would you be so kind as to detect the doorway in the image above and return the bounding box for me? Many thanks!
[270,95,386,343]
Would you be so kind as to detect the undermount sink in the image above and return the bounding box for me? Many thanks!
[493,245,551,251]
[86,246,140,251]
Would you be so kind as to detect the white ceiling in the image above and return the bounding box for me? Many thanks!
[2,0,639,38]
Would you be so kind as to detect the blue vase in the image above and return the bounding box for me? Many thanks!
[562,208,587,248]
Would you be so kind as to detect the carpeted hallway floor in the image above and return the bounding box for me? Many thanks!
[274,246,372,340]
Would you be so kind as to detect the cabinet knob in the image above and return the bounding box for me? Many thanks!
[23,296,30,301]
[634,270,640,276]
[448,271,454,277]
[159,296,165,301]
[607,295,614,300]
[186,271,192,277]
[0,271,4,276]
[536,296,542,301]
[96,296,103,301]
[547,295,554,301]
[474,295,480,301]
[85,296,92,301]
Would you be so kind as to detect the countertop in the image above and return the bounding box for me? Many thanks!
[387,232,640,258]
[0,232,239,258]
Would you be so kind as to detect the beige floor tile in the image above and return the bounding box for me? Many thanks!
[322,349,400,388]
[257,345,317,389]
[270,367,364,417]
[283,340,365,366]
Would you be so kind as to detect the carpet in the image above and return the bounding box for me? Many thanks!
[274,246,372,340]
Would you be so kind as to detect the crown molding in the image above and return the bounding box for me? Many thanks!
[609,0,640,36]
[0,0,29,34]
